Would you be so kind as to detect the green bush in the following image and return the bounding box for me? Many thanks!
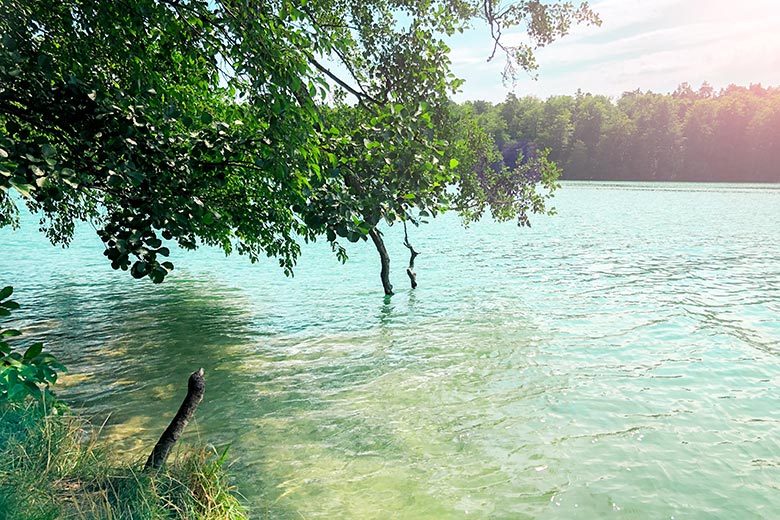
[0,286,66,403]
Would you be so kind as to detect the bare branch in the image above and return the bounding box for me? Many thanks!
[402,219,419,288]
[306,55,381,107]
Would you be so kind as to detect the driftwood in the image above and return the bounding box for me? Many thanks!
[144,368,205,471]
[403,221,419,289]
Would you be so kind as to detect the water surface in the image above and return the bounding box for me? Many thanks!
[1,182,779,518]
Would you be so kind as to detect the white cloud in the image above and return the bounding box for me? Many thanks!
[448,0,780,101]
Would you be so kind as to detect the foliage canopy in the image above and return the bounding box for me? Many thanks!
[0,0,598,282]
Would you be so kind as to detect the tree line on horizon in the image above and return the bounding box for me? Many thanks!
[463,83,780,183]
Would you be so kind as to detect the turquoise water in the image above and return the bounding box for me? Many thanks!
[1,182,780,518]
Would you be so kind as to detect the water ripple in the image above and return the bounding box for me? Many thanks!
[1,182,779,518]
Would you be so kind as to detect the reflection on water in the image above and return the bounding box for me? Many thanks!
[1,182,780,518]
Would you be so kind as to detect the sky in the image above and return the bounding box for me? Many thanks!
[447,0,780,102]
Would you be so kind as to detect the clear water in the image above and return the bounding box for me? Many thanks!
[1,182,780,518]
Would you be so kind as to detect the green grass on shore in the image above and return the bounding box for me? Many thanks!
[0,400,248,520]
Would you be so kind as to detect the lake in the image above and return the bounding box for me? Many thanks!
[1,182,780,518]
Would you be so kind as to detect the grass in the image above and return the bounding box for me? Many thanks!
[0,400,248,520]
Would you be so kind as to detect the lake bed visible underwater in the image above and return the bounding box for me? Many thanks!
[1,182,779,518]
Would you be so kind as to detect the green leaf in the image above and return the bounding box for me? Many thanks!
[130,261,149,279]
[23,380,41,397]
[41,143,56,159]
[42,367,57,384]
[150,267,167,283]
[214,444,231,469]
[24,342,43,360]
[1,33,16,51]
[355,221,372,234]
[6,352,22,365]
[10,181,34,199]
[36,53,51,73]
[0,286,12,300]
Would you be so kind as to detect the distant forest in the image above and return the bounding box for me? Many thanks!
[463,83,780,182]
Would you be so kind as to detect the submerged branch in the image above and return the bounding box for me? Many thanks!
[145,368,206,471]
[403,220,419,289]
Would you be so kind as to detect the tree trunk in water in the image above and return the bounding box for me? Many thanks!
[403,221,419,289]
[342,172,393,296]
[406,266,417,288]
[369,227,393,296]
[145,368,205,471]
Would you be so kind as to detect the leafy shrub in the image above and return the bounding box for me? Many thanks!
[0,286,66,403]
